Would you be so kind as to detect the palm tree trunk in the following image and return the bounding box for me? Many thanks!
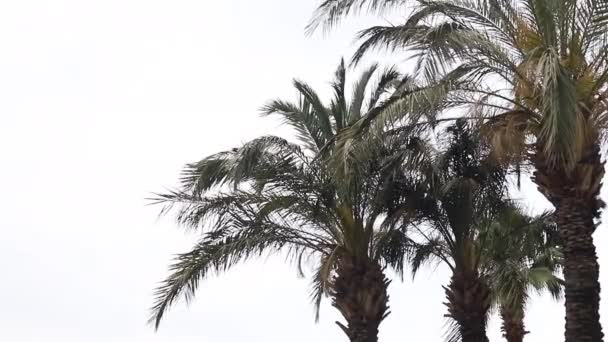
[533,144,604,342]
[555,199,604,342]
[331,256,390,342]
[500,305,528,342]
[444,268,491,342]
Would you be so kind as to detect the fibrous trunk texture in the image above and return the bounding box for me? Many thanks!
[500,305,528,342]
[556,199,603,342]
[331,256,390,342]
[533,143,604,342]
[444,269,491,342]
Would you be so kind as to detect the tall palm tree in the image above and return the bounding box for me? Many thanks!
[150,60,417,342]
[388,120,509,342]
[309,2,608,341]
[481,205,563,342]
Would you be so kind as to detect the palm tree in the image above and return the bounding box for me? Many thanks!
[150,60,417,342]
[397,122,562,342]
[480,205,563,342]
[389,120,509,342]
[309,2,608,341]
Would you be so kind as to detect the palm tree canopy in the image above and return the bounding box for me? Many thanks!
[149,60,418,329]
[388,120,510,275]
[479,205,563,310]
[311,0,608,173]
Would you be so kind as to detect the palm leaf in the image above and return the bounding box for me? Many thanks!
[149,224,308,329]
[306,0,408,35]
[348,63,379,123]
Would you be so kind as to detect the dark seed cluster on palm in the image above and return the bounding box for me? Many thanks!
[151,1,608,342]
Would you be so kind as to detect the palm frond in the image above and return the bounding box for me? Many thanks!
[524,0,558,47]
[293,80,334,144]
[261,98,327,151]
[178,136,307,195]
[443,316,462,342]
[306,0,408,35]
[348,63,379,123]
[351,24,423,66]
[330,59,348,131]
[310,248,340,321]
[409,237,445,277]
[416,0,520,49]
[528,266,563,300]
[537,49,582,170]
[367,65,403,111]
[149,223,311,329]
[373,229,413,279]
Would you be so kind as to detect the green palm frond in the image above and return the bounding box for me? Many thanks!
[261,98,328,151]
[524,0,558,47]
[306,0,408,35]
[310,247,341,321]
[330,59,348,131]
[367,65,403,111]
[489,261,530,308]
[409,237,446,276]
[351,24,416,67]
[149,221,314,329]
[329,76,445,181]
[528,266,563,300]
[178,135,307,195]
[426,0,520,46]
[176,151,236,195]
[373,228,413,278]
[151,191,254,230]
[537,49,583,169]
[349,63,379,123]
[357,75,459,134]
[293,80,334,143]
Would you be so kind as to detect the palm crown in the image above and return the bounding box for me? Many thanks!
[480,205,563,342]
[373,119,509,342]
[312,0,608,204]
[150,61,419,341]
[402,121,508,276]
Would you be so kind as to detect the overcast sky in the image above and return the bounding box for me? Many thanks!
[0,1,606,341]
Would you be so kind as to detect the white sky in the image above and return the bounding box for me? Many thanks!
[0,1,606,341]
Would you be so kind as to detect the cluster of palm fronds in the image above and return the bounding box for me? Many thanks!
[150,1,608,342]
